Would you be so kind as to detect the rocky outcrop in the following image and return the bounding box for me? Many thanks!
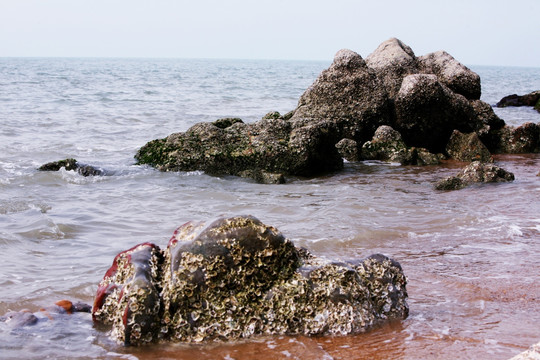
[38,158,106,176]
[136,38,521,181]
[446,130,492,162]
[496,90,540,112]
[434,161,515,190]
[92,216,409,345]
[361,125,440,165]
[135,114,343,183]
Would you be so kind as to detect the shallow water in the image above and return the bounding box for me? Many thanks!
[0,58,539,359]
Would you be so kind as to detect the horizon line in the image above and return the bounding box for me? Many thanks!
[0,55,538,69]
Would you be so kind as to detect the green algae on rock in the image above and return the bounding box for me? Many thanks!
[92,216,408,345]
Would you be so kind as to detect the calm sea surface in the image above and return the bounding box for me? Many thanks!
[0,58,539,359]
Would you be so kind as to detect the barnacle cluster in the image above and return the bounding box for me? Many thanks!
[92,216,408,345]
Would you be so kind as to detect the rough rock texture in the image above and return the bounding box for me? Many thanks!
[290,48,392,143]
[446,130,492,162]
[38,158,105,176]
[434,161,515,190]
[361,125,439,165]
[393,74,480,153]
[418,51,481,100]
[92,216,409,345]
[365,38,419,98]
[490,123,540,154]
[496,90,540,111]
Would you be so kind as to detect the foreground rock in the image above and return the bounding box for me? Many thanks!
[496,90,540,112]
[434,161,515,190]
[38,158,106,176]
[92,216,408,345]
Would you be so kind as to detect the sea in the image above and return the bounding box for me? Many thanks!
[0,57,539,360]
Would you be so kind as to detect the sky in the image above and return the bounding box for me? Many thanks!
[1,0,539,67]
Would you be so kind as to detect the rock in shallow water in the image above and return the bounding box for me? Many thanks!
[434,161,515,190]
[92,216,409,345]
[38,158,106,176]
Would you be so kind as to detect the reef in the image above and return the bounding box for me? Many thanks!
[92,215,408,346]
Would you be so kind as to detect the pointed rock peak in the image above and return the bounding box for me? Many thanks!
[366,38,417,69]
[331,49,366,69]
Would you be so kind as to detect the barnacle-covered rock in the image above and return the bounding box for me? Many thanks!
[92,242,164,345]
[93,216,408,345]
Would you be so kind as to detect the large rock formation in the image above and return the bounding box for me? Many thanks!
[136,37,528,181]
[92,216,409,345]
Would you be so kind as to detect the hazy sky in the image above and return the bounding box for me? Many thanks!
[1,0,539,67]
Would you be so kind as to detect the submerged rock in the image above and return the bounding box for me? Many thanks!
[38,158,106,176]
[0,300,91,329]
[92,216,409,345]
[434,161,515,190]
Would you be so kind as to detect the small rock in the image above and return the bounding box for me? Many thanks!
[335,138,359,161]
[361,125,439,165]
[446,130,492,162]
[38,158,105,176]
[435,161,515,190]
[212,118,244,129]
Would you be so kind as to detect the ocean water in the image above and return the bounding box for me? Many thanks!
[0,57,539,359]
